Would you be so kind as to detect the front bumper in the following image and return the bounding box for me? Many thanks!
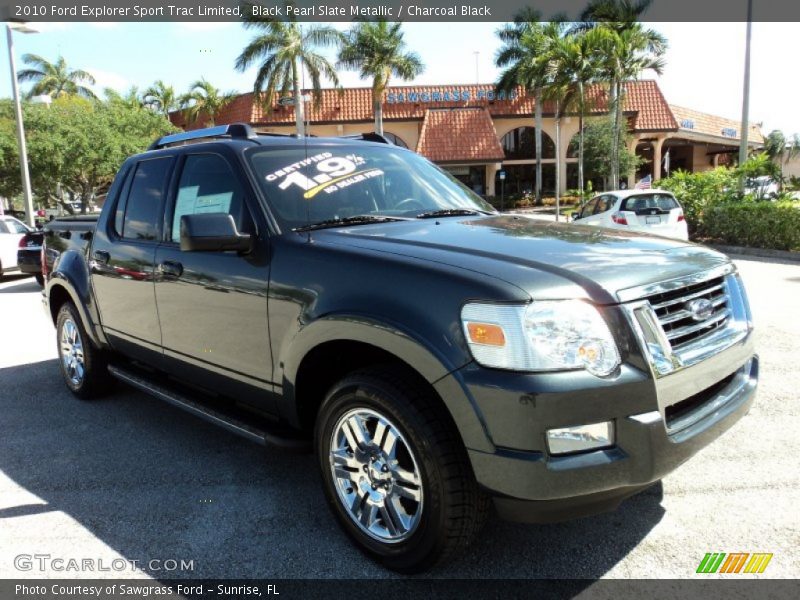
[451,337,757,523]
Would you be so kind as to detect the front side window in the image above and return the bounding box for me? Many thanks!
[579,198,599,218]
[120,157,173,241]
[594,195,615,214]
[171,154,251,243]
[247,145,494,231]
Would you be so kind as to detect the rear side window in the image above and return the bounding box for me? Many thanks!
[171,154,251,243]
[621,193,678,214]
[117,157,173,241]
[6,219,29,233]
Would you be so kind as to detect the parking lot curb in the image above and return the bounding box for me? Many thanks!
[707,244,800,263]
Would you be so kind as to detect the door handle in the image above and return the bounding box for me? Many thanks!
[92,250,110,264]
[158,260,183,278]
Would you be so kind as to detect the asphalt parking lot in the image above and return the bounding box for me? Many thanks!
[0,255,798,580]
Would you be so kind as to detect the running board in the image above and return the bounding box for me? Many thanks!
[107,364,310,452]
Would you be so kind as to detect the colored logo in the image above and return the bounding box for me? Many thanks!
[696,553,773,574]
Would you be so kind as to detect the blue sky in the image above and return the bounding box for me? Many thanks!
[3,21,799,136]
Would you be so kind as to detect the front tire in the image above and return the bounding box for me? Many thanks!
[315,366,489,573]
[35,273,44,286]
[56,302,112,399]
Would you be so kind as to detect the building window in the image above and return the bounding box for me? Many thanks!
[500,127,555,160]
[383,132,408,149]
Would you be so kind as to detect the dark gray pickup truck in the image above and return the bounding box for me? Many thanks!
[42,124,757,572]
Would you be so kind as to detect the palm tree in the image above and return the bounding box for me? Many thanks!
[764,130,800,190]
[337,20,424,136]
[496,10,563,205]
[550,28,607,199]
[103,86,143,110]
[577,0,666,187]
[180,79,235,127]
[17,54,97,99]
[235,3,343,137]
[143,80,179,118]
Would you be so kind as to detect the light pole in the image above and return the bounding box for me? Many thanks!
[739,0,753,167]
[6,21,38,227]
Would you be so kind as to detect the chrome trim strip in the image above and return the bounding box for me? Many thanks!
[665,308,730,341]
[650,283,725,311]
[616,263,735,303]
[659,294,726,325]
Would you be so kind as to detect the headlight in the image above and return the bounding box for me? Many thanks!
[461,300,621,376]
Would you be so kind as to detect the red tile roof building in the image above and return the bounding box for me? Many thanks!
[172,80,762,196]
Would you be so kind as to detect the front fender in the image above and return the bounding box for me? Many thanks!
[280,314,495,453]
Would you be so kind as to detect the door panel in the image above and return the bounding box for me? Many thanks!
[154,152,273,407]
[91,157,173,358]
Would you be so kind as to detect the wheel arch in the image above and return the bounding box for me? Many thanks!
[280,316,493,453]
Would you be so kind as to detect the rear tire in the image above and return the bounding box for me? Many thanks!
[56,302,113,399]
[315,365,489,573]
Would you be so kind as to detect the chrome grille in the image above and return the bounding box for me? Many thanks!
[643,276,730,350]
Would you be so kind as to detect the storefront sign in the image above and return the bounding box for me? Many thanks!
[386,89,518,104]
[680,118,695,129]
[721,127,737,138]
[444,166,470,175]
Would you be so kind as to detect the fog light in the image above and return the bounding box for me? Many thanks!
[547,422,614,455]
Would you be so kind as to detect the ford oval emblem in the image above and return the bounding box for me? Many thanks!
[686,298,714,322]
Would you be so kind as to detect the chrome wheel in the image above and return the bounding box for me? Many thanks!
[60,318,85,386]
[329,408,424,543]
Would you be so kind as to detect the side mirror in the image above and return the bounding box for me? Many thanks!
[180,213,251,252]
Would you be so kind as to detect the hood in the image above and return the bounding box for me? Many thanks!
[313,215,730,304]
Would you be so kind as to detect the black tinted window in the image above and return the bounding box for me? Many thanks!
[121,158,173,241]
[621,193,679,214]
[172,154,250,243]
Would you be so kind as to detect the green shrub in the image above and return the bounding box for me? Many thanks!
[704,201,800,251]
[657,168,739,236]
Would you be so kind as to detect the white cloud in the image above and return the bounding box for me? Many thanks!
[86,68,128,93]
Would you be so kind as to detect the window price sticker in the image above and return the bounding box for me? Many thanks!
[265,153,384,199]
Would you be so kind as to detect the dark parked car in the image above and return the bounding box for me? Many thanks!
[17,229,44,285]
[42,124,758,572]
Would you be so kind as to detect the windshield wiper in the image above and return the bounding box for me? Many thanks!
[293,215,406,232]
[415,208,492,219]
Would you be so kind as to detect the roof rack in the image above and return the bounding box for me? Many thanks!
[149,123,257,150]
[339,133,392,145]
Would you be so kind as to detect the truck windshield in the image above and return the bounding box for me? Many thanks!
[246,144,494,231]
